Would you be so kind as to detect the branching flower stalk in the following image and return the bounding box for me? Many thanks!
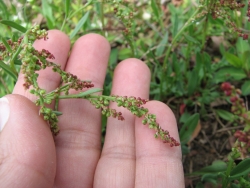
[111,0,136,57]
[0,25,180,147]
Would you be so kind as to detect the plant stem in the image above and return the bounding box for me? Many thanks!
[58,88,102,99]
[0,77,11,94]
[159,7,201,98]
[222,158,234,187]
[100,0,105,36]
[68,0,92,20]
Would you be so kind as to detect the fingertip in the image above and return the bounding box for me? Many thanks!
[115,58,151,79]
[72,33,111,65]
[75,33,110,50]
[65,33,110,87]
[112,58,151,97]
[34,29,70,51]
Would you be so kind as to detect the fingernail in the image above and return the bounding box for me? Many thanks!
[0,97,10,131]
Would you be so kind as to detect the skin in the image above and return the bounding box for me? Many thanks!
[0,30,185,188]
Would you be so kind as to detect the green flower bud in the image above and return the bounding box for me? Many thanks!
[39,89,46,95]
[149,123,154,129]
[104,100,109,106]
[45,108,52,114]
[102,110,106,115]
[154,132,159,138]
[45,99,52,104]
[142,119,147,125]
[44,115,49,120]
[30,89,36,94]
[106,112,111,117]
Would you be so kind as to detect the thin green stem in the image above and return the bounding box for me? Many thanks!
[0,76,11,94]
[60,16,67,31]
[124,34,136,57]
[100,0,105,36]
[68,0,93,20]
[222,158,234,187]
[162,8,201,70]
[58,88,102,99]
[160,7,201,98]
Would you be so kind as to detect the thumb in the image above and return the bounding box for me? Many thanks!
[0,94,56,188]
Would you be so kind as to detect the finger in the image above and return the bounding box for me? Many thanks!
[13,30,71,101]
[54,34,110,187]
[0,95,56,188]
[94,59,151,187]
[135,101,184,187]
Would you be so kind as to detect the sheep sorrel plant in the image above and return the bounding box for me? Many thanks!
[0,24,179,147]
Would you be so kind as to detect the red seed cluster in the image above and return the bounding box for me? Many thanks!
[234,130,250,147]
[221,82,246,116]
[221,82,250,155]
[221,82,233,96]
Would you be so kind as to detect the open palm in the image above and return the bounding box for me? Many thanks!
[0,30,184,188]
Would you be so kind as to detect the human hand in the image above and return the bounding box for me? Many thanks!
[0,30,184,187]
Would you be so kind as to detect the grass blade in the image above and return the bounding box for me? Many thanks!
[42,0,55,29]
[0,61,17,80]
[0,0,9,20]
[70,11,90,40]
[65,0,70,18]
[1,37,12,53]
[180,113,200,144]
[151,0,160,19]
[0,20,26,33]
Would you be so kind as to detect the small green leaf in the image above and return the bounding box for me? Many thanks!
[214,66,247,83]
[241,80,250,96]
[0,61,17,80]
[224,52,243,68]
[236,38,250,54]
[52,111,63,116]
[179,112,191,124]
[190,160,227,175]
[42,0,55,29]
[180,113,199,144]
[184,34,200,44]
[215,109,235,122]
[118,48,132,60]
[109,48,118,68]
[201,173,219,185]
[70,11,90,39]
[187,69,199,96]
[229,158,250,180]
[0,20,26,33]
